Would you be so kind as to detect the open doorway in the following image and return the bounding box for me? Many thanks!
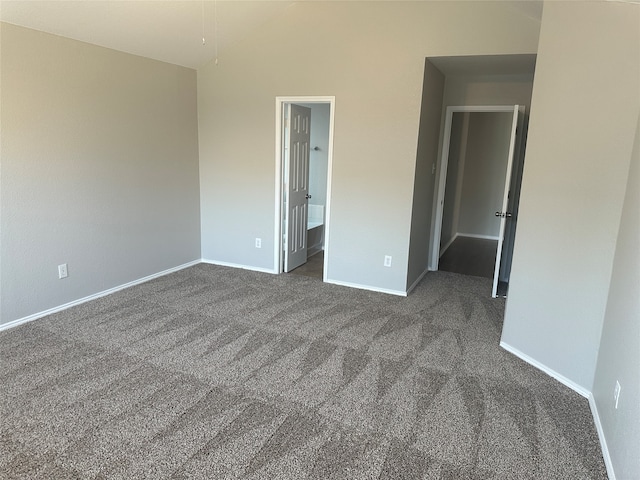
[274,96,335,281]
[430,105,526,297]
[411,55,535,298]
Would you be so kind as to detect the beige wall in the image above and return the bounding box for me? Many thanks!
[502,1,640,391]
[197,1,540,292]
[301,103,330,208]
[440,112,467,250]
[457,112,513,238]
[407,59,445,289]
[592,113,640,480]
[443,73,534,108]
[0,23,201,326]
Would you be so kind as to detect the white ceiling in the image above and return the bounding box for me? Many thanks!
[0,1,543,71]
[0,1,295,69]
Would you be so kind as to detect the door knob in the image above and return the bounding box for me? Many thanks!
[495,211,513,218]
[305,194,312,199]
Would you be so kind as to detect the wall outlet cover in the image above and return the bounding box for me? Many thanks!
[58,264,68,279]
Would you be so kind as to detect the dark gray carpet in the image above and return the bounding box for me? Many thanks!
[0,265,606,479]
[439,237,497,279]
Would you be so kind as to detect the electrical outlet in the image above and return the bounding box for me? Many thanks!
[614,381,621,409]
[58,264,68,279]
[255,238,262,249]
[384,255,392,267]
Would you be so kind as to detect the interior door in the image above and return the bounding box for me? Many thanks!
[284,104,311,272]
[498,106,527,285]
[492,105,521,297]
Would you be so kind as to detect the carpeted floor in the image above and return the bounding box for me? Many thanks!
[0,265,606,479]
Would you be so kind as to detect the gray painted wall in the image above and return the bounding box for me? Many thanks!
[300,103,330,210]
[441,113,467,250]
[407,59,444,289]
[443,73,534,108]
[0,23,201,326]
[502,1,640,391]
[592,113,640,480]
[197,1,540,292]
[457,112,513,238]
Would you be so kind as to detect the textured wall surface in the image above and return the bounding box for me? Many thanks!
[502,1,640,391]
[1,24,201,325]
[197,1,540,292]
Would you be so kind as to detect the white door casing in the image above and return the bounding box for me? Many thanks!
[274,96,335,280]
[491,105,521,297]
[283,104,311,272]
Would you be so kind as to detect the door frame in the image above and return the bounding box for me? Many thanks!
[428,105,521,273]
[274,96,336,281]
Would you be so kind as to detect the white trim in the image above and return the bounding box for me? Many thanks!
[274,96,336,281]
[440,233,458,257]
[0,260,201,332]
[499,341,590,398]
[406,268,429,295]
[201,259,275,274]
[457,233,500,241]
[439,233,499,258]
[325,278,407,297]
[323,103,336,283]
[307,244,323,257]
[306,248,324,259]
[502,340,615,477]
[446,105,522,113]
[588,394,616,480]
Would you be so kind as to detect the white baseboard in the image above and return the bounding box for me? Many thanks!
[307,245,324,257]
[324,278,407,297]
[500,344,615,478]
[407,268,429,294]
[499,341,590,398]
[0,260,201,332]
[201,258,276,274]
[588,394,616,480]
[457,233,500,241]
[439,233,499,258]
[440,233,458,257]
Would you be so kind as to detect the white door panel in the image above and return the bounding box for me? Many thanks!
[284,104,311,272]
